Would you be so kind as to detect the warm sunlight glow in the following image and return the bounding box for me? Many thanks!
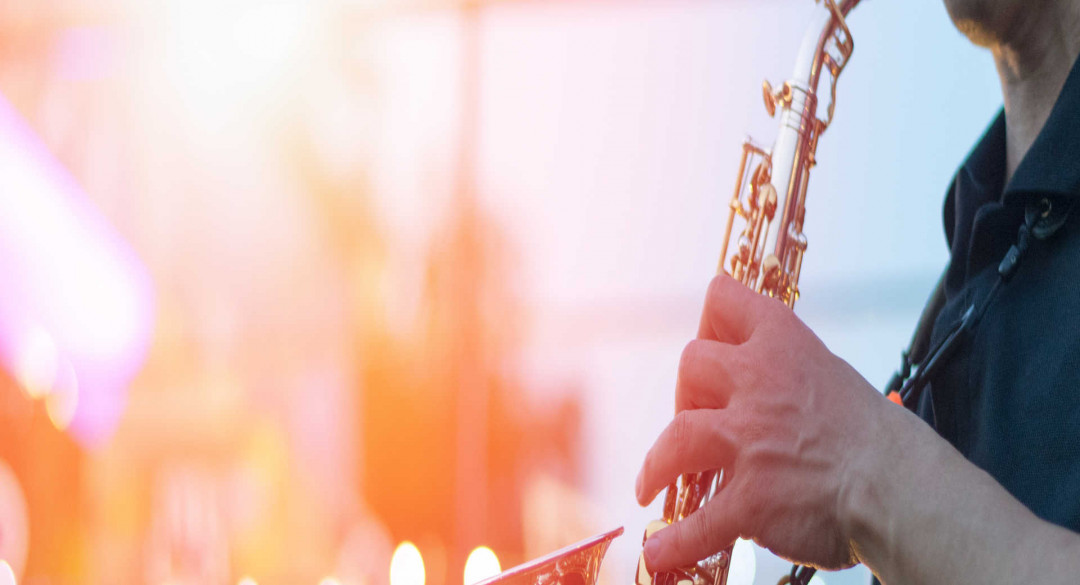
[727,539,756,585]
[237,577,257,585]
[390,542,425,585]
[463,546,501,585]
[318,578,341,585]
[234,2,308,69]
[15,325,57,399]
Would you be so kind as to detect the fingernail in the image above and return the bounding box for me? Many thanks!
[635,469,644,502]
[643,533,664,571]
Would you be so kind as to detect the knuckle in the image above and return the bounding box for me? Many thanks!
[641,449,656,480]
[743,413,768,444]
[726,349,752,380]
[678,340,705,379]
[741,486,764,527]
[750,295,781,325]
[705,275,728,309]
[766,298,799,330]
[731,408,763,446]
[721,354,756,399]
[707,413,734,451]
[671,411,694,457]
[691,511,713,551]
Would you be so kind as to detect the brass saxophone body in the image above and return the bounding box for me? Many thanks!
[474,528,623,585]
[469,4,861,585]
[638,1,860,585]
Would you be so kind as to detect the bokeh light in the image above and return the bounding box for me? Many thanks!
[0,461,28,580]
[390,542,425,585]
[13,325,57,399]
[0,2,1001,585]
[44,360,78,431]
[463,546,501,585]
[0,561,14,585]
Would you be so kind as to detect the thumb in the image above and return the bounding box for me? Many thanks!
[643,489,741,572]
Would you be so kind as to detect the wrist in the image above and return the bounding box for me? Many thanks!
[835,393,915,571]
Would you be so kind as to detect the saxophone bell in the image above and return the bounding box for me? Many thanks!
[475,528,622,585]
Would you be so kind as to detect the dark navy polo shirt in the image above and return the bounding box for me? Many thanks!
[916,53,1080,532]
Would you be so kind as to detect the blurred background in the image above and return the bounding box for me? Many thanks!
[0,1,1003,584]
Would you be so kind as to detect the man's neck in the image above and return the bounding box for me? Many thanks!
[991,3,1080,185]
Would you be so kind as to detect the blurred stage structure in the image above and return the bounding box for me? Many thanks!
[0,1,608,584]
[0,0,986,584]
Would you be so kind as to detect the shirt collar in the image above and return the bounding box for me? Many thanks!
[1004,52,1080,201]
[942,112,1006,250]
[963,110,1007,202]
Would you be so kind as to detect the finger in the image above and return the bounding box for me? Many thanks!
[636,409,736,505]
[675,339,749,412]
[698,273,770,344]
[643,489,741,573]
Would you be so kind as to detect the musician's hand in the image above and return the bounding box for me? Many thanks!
[634,273,889,571]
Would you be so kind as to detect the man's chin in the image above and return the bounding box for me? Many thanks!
[951,17,1001,48]
[942,0,1035,48]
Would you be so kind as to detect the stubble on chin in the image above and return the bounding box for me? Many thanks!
[944,0,1039,49]
[943,0,1003,46]
[951,17,1001,47]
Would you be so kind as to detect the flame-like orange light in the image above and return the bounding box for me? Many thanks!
[390,542,425,585]
[463,546,501,585]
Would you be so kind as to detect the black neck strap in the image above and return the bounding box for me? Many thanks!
[887,196,1073,411]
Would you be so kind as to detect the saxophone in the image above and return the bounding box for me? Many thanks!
[637,1,860,585]
[478,2,860,585]
[475,528,623,585]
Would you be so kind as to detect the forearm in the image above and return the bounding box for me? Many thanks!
[843,402,1080,585]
